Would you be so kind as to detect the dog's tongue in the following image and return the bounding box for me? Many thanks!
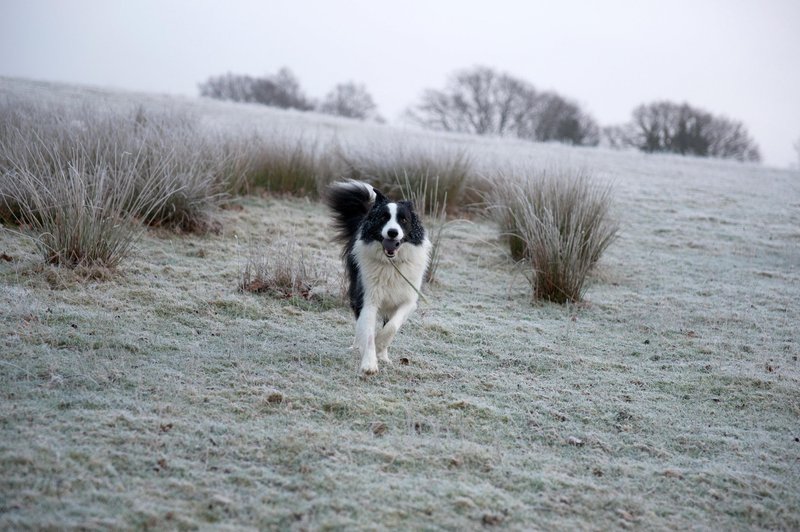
[382,238,401,256]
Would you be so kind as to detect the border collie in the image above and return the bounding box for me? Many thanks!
[325,180,431,374]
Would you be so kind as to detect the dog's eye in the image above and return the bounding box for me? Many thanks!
[381,213,391,222]
[398,216,407,225]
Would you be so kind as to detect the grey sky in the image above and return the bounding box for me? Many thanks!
[2,0,798,167]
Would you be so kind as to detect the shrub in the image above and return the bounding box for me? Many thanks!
[489,169,618,303]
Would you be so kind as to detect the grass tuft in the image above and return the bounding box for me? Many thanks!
[489,169,619,303]
[235,135,324,198]
[333,141,473,213]
[2,164,167,268]
[0,98,238,267]
[240,238,333,308]
[395,173,450,283]
[0,100,230,233]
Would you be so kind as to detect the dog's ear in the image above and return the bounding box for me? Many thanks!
[373,187,388,204]
[399,199,415,211]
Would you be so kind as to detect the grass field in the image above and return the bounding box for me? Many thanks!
[1,78,799,530]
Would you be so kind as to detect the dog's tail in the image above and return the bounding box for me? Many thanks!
[324,180,385,250]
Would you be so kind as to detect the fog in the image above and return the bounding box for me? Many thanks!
[1,0,798,167]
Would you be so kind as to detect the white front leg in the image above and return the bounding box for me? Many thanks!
[375,302,417,363]
[355,305,379,374]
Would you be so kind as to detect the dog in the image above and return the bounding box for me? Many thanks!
[324,180,431,374]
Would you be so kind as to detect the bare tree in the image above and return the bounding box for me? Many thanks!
[406,66,598,146]
[704,116,761,162]
[406,66,532,135]
[619,101,760,162]
[199,67,314,111]
[268,67,315,110]
[520,92,600,145]
[600,124,637,149]
[631,102,711,155]
[318,82,382,121]
[198,72,256,102]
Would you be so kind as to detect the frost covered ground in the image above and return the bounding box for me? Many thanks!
[1,78,799,529]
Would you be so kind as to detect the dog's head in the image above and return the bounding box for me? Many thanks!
[362,190,425,259]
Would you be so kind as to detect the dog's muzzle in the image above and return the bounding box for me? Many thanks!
[382,238,402,258]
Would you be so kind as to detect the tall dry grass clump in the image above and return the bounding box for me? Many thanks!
[0,98,243,267]
[489,169,618,303]
[233,135,325,198]
[395,173,450,283]
[1,153,172,268]
[333,141,473,213]
[125,107,232,233]
[0,100,232,234]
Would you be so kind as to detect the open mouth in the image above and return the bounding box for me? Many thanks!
[382,238,401,258]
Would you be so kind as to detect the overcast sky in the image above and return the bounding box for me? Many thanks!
[1,0,798,167]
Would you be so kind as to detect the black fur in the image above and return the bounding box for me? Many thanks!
[324,182,385,259]
[360,200,426,246]
[345,253,364,318]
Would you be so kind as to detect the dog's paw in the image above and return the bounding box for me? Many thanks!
[360,364,379,376]
[360,358,379,375]
[378,349,391,365]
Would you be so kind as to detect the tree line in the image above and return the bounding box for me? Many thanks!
[199,66,760,163]
[199,68,382,122]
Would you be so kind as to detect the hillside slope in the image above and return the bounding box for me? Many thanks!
[1,78,799,529]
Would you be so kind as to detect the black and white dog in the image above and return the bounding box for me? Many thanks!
[325,180,431,374]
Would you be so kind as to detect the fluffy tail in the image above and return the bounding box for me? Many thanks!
[324,180,384,251]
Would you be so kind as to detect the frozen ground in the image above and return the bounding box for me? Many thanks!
[1,78,799,529]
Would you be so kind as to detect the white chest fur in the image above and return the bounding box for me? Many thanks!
[353,238,431,315]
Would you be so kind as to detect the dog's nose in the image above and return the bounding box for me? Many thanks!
[387,229,398,239]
